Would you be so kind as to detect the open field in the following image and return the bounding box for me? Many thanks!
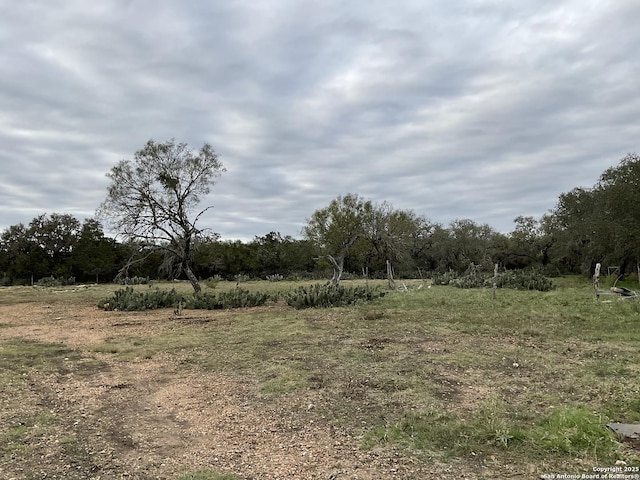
[1,278,639,479]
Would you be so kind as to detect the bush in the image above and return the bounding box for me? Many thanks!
[233,274,251,283]
[187,288,272,310]
[431,271,459,286]
[100,287,272,311]
[433,269,554,292]
[203,276,221,289]
[450,272,485,289]
[118,276,150,285]
[284,283,385,309]
[36,276,76,287]
[266,273,285,282]
[495,269,555,292]
[100,287,184,311]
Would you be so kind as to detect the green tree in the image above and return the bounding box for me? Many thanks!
[0,223,46,284]
[303,194,424,285]
[595,152,640,275]
[29,213,81,277]
[506,216,553,270]
[365,203,423,283]
[545,187,604,275]
[447,219,497,272]
[303,193,375,285]
[98,139,225,292]
[71,219,118,283]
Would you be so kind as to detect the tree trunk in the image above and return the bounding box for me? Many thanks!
[184,263,201,293]
[386,260,395,290]
[327,255,344,286]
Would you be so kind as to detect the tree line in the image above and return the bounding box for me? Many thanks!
[1,140,637,287]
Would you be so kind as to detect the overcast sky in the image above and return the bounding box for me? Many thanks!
[1,1,639,241]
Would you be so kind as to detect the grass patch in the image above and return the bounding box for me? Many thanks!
[0,338,94,384]
[366,402,622,463]
[529,406,621,458]
[0,411,59,456]
[364,397,526,459]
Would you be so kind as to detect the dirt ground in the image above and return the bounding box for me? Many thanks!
[0,300,492,480]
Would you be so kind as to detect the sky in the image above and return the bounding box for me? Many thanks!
[1,1,639,241]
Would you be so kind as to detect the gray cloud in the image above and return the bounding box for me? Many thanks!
[1,0,638,240]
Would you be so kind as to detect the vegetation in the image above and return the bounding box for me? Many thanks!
[97,139,226,292]
[1,279,639,478]
[100,285,274,311]
[434,268,555,291]
[284,282,385,308]
[3,151,640,293]
[302,194,422,286]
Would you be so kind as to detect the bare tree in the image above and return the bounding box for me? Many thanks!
[97,139,225,292]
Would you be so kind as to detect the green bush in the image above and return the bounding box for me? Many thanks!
[100,287,185,311]
[100,287,272,311]
[431,271,459,286]
[433,269,554,292]
[450,272,485,289]
[266,273,285,282]
[118,276,150,285]
[494,269,555,291]
[36,276,76,287]
[187,288,272,310]
[203,276,221,289]
[284,283,385,309]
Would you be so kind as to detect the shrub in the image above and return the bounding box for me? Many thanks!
[284,283,385,309]
[100,287,184,311]
[100,287,272,311]
[203,276,221,289]
[450,272,485,289]
[118,276,150,285]
[431,271,459,286]
[433,269,554,292]
[36,276,76,287]
[494,269,555,292]
[217,288,271,308]
[187,288,272,310]
[266,273,285,282]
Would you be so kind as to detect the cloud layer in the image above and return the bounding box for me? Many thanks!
[1,0,639,240]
